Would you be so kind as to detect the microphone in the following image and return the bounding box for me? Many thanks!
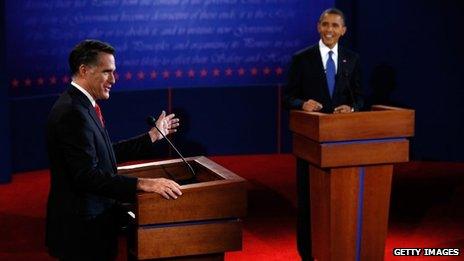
[146,115,196,177]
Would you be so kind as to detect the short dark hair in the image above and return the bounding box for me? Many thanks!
[68,39,115,76]
[319,8,346,25]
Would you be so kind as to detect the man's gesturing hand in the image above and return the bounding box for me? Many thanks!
[148,110,180,142]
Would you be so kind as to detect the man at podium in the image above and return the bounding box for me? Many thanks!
[46,40,183,261]
[282,8,364,261]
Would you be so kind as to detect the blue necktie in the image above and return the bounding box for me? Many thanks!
[326,50,336,97]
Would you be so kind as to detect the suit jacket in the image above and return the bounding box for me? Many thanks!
[45,86,152,257]
[283,44,363,112]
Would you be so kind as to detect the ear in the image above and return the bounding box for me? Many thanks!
[78,64,87,77]
[341,26,347,36]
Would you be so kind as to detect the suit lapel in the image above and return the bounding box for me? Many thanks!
[87,107,118,169]
[312,47,332,101]
[68,87,118,169]
[334,47,347,99]
[337,47,346,77]
[103,128,118,171]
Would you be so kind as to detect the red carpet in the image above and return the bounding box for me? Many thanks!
[0,154,463,260]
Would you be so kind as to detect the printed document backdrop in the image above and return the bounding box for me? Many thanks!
[7,0,333,97]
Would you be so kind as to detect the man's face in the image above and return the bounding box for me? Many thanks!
[83,53,116,100]
[317,13,346,49]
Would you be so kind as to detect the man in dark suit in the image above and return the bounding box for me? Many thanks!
[46,40,183,261]
[282,8,364,261]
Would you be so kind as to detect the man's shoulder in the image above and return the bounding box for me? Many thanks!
[339,45,359,59]
[49,87,90,121]
[54,87,90,109]
[293,44,319,58]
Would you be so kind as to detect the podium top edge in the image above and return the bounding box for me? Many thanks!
[290,105,414,117]
[117,156,205,171]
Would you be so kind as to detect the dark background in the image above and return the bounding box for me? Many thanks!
[1,0,463,182]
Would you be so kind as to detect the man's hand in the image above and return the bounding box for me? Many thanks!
[148,110,180,142]
[333,105,353,114]
[137,178,182,199]
[302,99,323,112]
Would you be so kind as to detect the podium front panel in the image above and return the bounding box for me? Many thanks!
[135,220,242,259]
[119,156,247,260]
[293,134,409,168]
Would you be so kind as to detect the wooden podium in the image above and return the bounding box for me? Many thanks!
[290,105,414,261]
[118,156,247,260]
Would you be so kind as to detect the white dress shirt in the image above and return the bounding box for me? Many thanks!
[319,40,339,73]
[71,81,96,107]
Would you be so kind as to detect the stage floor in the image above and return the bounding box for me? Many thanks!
[0,154,463,260]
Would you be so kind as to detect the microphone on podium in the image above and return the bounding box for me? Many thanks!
[146,115,196,177]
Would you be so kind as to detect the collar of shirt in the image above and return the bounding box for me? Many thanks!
[71,81,96,107]
[319,39,339,72]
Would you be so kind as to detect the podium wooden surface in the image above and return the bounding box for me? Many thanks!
[118,156,247,260]
[290,105,415,261]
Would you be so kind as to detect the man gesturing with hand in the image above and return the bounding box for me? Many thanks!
[46,39,182,261]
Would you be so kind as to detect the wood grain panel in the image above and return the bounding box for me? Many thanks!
[290,107,414,142]
[137,181,246,224]
[320,139,409,168]
[293,134,321,166]
[329,168,359,261]
[119,157,247,225]
[310,166,360,261]
[309,166,331,261]
[121,157,247,260]
[136,221,242,259]
[361,165,393,261]
[294,135,409,168]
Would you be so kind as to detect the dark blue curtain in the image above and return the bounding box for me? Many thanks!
[1,0,12,183]
[337,0,464,161]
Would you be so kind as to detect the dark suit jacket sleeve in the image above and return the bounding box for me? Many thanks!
[55,108,137,201]
[113,133,153,164]
[350,54,364,111]
[283,54,305,110]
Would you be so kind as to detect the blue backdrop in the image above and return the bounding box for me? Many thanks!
[1,0,12,182]
[3,0,463,180]
[338,0,464,162]
[4,0,334,176]
[7,0,324,97]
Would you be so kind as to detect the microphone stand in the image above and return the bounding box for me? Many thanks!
[147,116,196,177]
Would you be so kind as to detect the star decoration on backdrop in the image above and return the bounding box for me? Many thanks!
[10,66,285,89]
[37,77,44,86]
[200,69,208,77]
[225,68,233,76]
[188,69,195,78]
[62,75,70,84]
[162,70,170,79]
[150,71,158,79]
